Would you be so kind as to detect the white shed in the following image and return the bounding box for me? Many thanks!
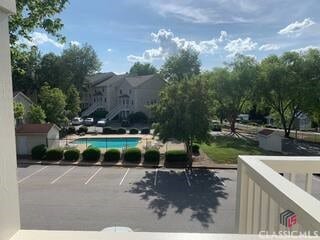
[15,123,60,155]
[257,129,282,153]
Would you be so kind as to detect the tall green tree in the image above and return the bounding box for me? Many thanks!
[256,52,307,138]
[209,55,258,133]
[66,85,81,119]
[27,105,46,124]
[152,76,211,161]
[160,49,201,81]
[38,83,66,126]
[302,49,320,129]
[61,44,102,90]
[129,62,157,76]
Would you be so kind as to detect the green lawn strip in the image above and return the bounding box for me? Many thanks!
[200,136,266,164]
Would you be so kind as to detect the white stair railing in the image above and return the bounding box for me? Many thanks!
[105,104,123,120]
[81,102,101,117]
[236,156,320,235]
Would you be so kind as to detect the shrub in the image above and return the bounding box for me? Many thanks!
[46,148,64,161]
[165,150,187,162]
[67,126,76,134]
[104,149,121,162]
[141,128,150,134]
[64,148,80,162]
[192,144,200,155]
[103,127,116,134]
[82,147,101,162]
[31,144,47,160]
[211,124,222,131]
[129,128,139,134]
[78,126,88,134]
[117,128,126,134]
[124,148,141,162]
[128,111,148,123]
[144,148,160,163]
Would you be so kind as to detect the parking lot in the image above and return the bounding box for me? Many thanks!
[18,165,237,233]
[18,165,320,233]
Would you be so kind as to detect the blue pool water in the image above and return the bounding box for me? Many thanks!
[72,137,141,149]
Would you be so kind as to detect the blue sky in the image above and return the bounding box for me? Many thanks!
[26,0,320,73]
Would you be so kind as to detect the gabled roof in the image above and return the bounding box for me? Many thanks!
[125,74,155,87]
[13,91,33,105]
[95,74,126,87]
[86,72,115,86]
[258,129,275,136]
[16,123,60,135]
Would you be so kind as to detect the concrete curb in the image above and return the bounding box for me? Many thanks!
[17,159,237,170]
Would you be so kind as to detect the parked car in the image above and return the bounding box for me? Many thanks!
[97,118,107,127]
[84,117,94,126]
[71,117,83,126]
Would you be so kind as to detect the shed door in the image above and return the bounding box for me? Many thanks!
[17,136,28,155]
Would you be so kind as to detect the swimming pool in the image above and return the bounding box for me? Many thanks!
[72,137,141,149]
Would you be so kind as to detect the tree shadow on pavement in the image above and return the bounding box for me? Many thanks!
[127,169,231,228]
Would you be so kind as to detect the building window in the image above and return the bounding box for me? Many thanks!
[132,100,134,105]
[105,98,107,102]
[129,89,131,94]
[120,89,122,94]
[102,88,104,92]
[94,98,96,102]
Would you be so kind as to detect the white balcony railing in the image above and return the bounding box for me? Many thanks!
[236,156,320,234]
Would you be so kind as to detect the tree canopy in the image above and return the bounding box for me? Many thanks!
[152,76,211,159]
[65,85,81,119]
[209,55,258,133]
[27,105,46,124]
[160,49,201,81]
[13,102,24,120]
[129,62,157,76]
[38,84,67,126]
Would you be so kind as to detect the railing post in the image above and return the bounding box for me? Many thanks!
[235,159,249,233]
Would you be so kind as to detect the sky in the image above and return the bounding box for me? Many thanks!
[25,0,320,73]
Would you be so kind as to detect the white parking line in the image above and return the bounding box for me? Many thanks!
[154,169,158,186]
[184,170,191,187]
[50,166,76,184]
[18,166,49,183]
[84,167,102,185]
[119,168,130,185]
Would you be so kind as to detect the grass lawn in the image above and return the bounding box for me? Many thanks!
[200,135,266,164]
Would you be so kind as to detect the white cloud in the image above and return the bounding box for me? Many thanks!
[127,29,225,62]
[259,43,280,51]
[19,32,64,49]
[107,48,112,52]
[224,37,257,57]
[291,45,320,53]
[70,41,81,46]
[278,18,315,36]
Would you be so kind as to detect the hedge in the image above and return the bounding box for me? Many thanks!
[144,148,160,163]
[64,148,80,162]
[104,149,121,162]
[117,128,126,134]
[129,128,139,134]
[165,150,188,162]
[103,127,117,134]
[192,144,200,155]
[141,128,150,134]
[124,148,141,162]
[46,148,64,161]
[67,126,76,134]
[82,147,101,162]
[78,126,88,134]
[31,144,47,160]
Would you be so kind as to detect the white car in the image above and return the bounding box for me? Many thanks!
[84,117,94,126]
[71,117,83,125]
[97,118,107,127]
